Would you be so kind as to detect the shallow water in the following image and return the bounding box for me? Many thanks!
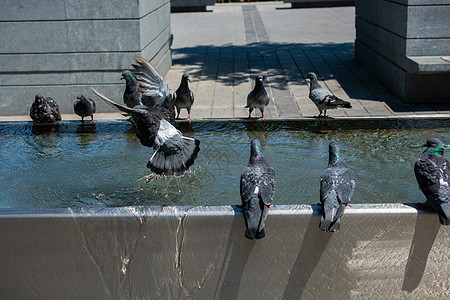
[0,119,448,208]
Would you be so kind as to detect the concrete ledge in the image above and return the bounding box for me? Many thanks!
[1,204,449,298]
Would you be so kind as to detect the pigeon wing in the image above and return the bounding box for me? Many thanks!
[240,168,258,204]
[320,166,355,205]
[259,166,276,206]
[310,87,333,103]
[132,56,170,107]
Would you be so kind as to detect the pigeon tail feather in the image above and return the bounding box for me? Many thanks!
[147,137,200,176]
[438,202,449,225]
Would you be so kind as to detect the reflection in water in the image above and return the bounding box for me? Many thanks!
[0,119,449,208]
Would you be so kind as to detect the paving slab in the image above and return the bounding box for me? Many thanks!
[164,2,450,120]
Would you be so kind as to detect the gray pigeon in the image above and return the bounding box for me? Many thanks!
[122,70,142,108]
[414,138,449,225]
[240,139,276,239]
[74,94,96,122]
[306,72,351,118]
[122,56,176,125]
[90,87,200,176]
[320,142,356,232]
[246,75,270,119]
[173,73,194,120]
[30,94,62,123]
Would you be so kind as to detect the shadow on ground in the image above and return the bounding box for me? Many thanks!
[171,42,444,114]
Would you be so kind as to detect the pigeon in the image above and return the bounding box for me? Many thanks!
[319,142,356,232]
[122,70,143,108]
[414,138,449,225]
[246,75,270,119]
[74,94,96,122]
[306,72,351,118]
[121,56,176,125]
[240,139,276,239]
[30,94,62,123]
[173,73,194,120]
[90,87,200,176]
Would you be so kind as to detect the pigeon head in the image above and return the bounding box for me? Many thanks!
[77,94,85,101]
[182,73,190,82]
[250,139,263,160]
[254,75,264,86]
[422,138,446,155]
[35,94,44,102]
[121,70,137,84]
[328,142,341,164]
[306,72,317,80]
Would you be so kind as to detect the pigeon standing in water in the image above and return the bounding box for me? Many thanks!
[90,87,200,176]
[246,75,270,119]
[306,72,351,118]
[240,139,276,239]
[173,73,194,120]
[414,138,449,225]
[122,56,176,125]
[30,94,62,123]
[320,142,356,232]
[74,94,96,122]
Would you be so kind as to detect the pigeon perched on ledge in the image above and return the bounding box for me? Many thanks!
[414,138,449,225]
[30,94,62,123]
[122,56,176,125]
[74,94,96,123]
[173,73,194,120]
[306,72,351,118]
[246,75,270,119]
[90,87,200,176]
[240,139,276,239]
[320,142,356,232]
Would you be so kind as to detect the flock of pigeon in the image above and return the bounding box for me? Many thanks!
[29,56,449,238]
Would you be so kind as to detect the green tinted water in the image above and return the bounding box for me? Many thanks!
[0,119,448,208]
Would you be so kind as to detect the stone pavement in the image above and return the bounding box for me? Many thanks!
[165,2,450,120]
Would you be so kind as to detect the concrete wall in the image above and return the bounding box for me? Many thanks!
[355,0,450,103]
[1,204,449,299]
[0,0,172,116]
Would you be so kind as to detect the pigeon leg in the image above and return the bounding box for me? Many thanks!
[91,115,95,123]
[187,108,192,120]
[248,107,254,119]
[260,108,266,120]
[175,109,181,120]
[81,117,85,123]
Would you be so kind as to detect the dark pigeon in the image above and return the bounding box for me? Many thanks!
[122,70,142,108]
[74,94,96,122]
[306,72,351,118]
[246,75,270,119]
[240,139,276,239]
[90,87,200,176]
[173,73,194,120]
[30,94,62,123]
[122,56,176,125]
[414,138,449,225]
[320,142,356,232]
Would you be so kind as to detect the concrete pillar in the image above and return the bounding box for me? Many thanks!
[0,0,172,116]
[355,0,450,103]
